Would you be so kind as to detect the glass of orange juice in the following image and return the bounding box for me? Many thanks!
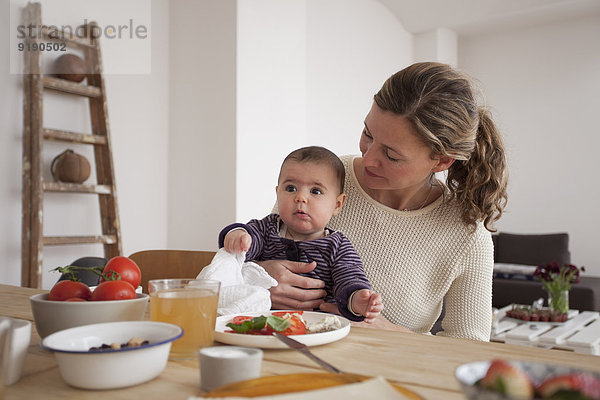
[148,279,220,360]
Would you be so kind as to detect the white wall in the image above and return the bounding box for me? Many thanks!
[236,0,412,223]
[459,14,600,276]
[1,0,170,288]
[0,1,22,286]
[236,0,308,224]
[305,0,412,155]
[414,27,458,67]
[167,0,237,251]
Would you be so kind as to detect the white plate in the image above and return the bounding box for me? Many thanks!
[214,311,351,349]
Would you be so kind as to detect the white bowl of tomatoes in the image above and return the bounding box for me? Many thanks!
[455,359,600,399]
[42,321,182,389]
[30,292,149,338]
[31,256,149,338]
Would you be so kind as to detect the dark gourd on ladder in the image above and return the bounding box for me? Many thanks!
[21,2,122,288]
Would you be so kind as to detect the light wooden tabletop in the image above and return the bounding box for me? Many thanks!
[3,283,600,399]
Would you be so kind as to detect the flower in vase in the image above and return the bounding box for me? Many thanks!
[534,262,585,316]
[534,262,584,291]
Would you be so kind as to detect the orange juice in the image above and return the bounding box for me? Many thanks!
[149,281,220,359]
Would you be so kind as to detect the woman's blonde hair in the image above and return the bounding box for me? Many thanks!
[374,62,508,231]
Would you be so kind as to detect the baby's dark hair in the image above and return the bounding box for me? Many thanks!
[280,146,345,193]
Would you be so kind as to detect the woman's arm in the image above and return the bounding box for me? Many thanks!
[257,259,327,310]
[437,228,494,341]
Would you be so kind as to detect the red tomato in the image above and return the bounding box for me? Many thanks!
[48,280,92,301]
[100,256,141,289]
[262,325,275,335]
[279,316,306,335]
[90,280,136,301]
[272,311,304,317]
[271,312,306,335]
[232,316,253,324]
[65,297,87,302]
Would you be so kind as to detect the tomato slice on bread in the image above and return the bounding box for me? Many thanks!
[232,315,253,324]
[271,311,306,335]
[226,311,306,336]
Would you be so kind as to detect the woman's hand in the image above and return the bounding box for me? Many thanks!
[319,302,412,333]
[257,259,327,310]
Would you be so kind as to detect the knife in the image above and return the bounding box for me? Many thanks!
[272,332,342,374]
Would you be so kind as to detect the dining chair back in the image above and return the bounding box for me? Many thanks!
[128,250,216,293]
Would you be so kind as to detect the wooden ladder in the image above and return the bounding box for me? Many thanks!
[21,2,122,288]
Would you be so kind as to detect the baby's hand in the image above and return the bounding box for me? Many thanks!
[352,289,383,323]
[224,230,252,254]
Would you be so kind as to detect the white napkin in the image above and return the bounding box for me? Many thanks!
[196,248,277,316]
[189,376,412,399]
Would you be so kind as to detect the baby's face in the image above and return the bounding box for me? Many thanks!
[276,161,345,241]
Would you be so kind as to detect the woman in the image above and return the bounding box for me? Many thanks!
[262,62,508,341]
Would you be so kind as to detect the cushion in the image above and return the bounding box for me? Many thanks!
[493,232,570,266]
[493,263,536,280]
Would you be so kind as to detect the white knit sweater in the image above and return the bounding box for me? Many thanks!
[328,155,494,341]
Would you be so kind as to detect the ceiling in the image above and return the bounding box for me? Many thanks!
[377,0,600,35]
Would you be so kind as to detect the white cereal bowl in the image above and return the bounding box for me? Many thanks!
[30,292,149,338]
[41,321,183,390]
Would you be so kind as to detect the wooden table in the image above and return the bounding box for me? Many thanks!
[3,283,600,400]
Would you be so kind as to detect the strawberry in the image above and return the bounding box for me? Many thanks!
[537,373,600,399]
[480,359,534,398]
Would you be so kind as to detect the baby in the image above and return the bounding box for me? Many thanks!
[219,146,383,322]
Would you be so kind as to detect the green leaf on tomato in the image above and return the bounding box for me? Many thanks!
[227,315,266,333]
[266,315,291,332]
[226,315,291,333]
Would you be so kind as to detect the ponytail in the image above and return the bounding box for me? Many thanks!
[447,108,508,231]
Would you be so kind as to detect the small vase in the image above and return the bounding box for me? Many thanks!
[547,289,569,316]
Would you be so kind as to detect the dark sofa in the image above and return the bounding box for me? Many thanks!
[492,232,600,312]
